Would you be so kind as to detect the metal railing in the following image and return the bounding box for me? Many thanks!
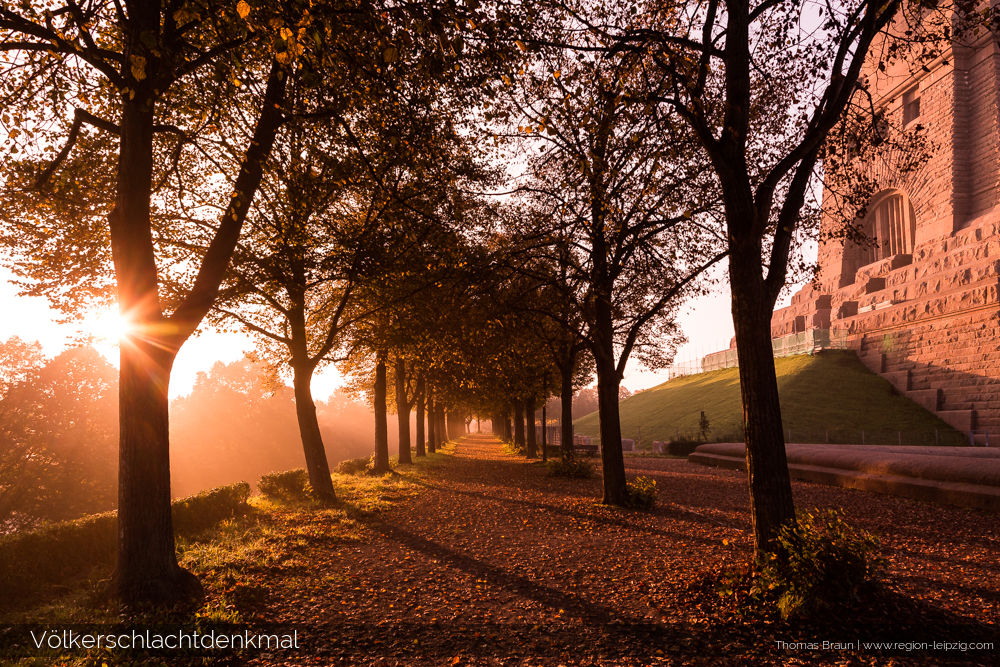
[668,329,851,378]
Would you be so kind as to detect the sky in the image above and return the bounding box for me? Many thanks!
[0,259,804,400]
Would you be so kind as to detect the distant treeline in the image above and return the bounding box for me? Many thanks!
[0,337,382,533]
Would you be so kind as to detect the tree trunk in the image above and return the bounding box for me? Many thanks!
[427,394,436,454]
[447,411,463,440]
[415,375,426,457]
[373,353,390,473]
[503,410,512,442]
[595,351,627,506]
[291,361,336,502]
[111,17,286,606]
[513,401,525,451]
[525,397,537,458]
[112,8,196,605]
[730,251,795,552]
[591,231,628,504]
[560,361,575,462]
[394,355,412,464]
[116,343,201,605]
[436,406,447,447]
[541,403,547,462]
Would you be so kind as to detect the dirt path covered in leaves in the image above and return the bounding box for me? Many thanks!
[248,436,999,665]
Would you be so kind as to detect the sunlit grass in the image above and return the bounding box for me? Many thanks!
[574,351,966,446]
[1,443,459,631]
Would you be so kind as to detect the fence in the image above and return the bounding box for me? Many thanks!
[667,329,852,379]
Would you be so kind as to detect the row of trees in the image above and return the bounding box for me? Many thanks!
[0,0,963,607]
[0,0,520,605]
[471,0,958,552]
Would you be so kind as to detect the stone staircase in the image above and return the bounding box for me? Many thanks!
[856,338,979,437]
[827,217,1000,442]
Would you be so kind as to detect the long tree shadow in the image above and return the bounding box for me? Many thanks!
[304,499,741,661]
[354,508,621,625]
[449,444,756,519]
[291,447,999,662]
[405,475,747,546]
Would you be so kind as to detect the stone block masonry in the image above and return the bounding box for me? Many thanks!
[768,22,1000,440]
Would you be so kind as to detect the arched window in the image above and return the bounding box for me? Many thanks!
[861,190,916,264]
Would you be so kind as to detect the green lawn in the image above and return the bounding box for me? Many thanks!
[574,350,967,447]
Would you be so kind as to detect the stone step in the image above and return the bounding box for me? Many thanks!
[971,432,995,446]
[874,335,1000,355]
[906,388,943,412]
[939,393,974,410]
[908,383,991,401]
[858,351,885,373]
[910,229,1000,262]
[906,371,996,389]
[887,364,997,382]
[835,286,1000,329]
[885,257,1000,292]
[881,356,997,378]
[933,393,1000,411]
[872,323,1000,342]
[887,352,993,366]
[884,370,912,391]
[936,409,977,432]
[845,259,1000,302]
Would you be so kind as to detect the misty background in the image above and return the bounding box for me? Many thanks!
[0,334,640,535]
[0,339,393,534]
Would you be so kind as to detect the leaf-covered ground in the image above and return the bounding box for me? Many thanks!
[228,435,998,665]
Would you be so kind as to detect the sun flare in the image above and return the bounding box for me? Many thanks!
[83,308,135,344]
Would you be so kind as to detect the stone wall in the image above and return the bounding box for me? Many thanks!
[774,212,1000,437]
[770,21,1000,440]
[957,40,1000,223]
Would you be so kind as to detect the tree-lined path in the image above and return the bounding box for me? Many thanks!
[239,436,998,665]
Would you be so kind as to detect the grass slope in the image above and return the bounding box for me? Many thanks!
[575,350,967,446]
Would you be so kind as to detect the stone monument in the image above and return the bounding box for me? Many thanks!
[769,14,1000,439]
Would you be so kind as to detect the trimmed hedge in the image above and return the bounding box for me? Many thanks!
[666,439,703,457]
[172,481,252,534]
[0,481,251,602]
[334,457,373,475]
[258,469,311,500]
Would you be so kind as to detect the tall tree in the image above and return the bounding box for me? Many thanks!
[212,88,441,500]
[0,1,302,604]
[373,350,390,473]
[584,0,956,549]
[1,0,511,601]
[506,18,726,503]
[394,354,414,464]
[414,372,427,457]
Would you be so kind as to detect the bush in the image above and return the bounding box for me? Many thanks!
[666,438,702,456]
[625,476,657,509]
[502,440,526,456]
[334,456,373,475]
[0,481,251,602]
[258,469,311,500]
[752,509,885,620]
[172,482,252,534]
[547,457,594,478]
